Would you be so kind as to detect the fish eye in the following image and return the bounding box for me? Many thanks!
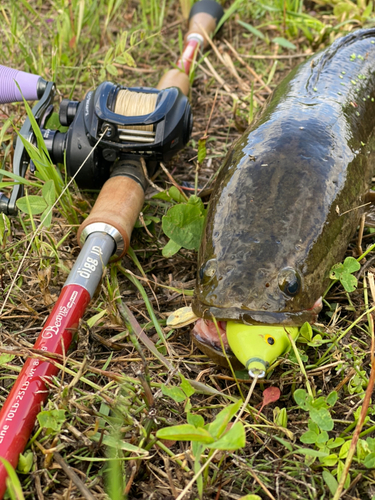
[278,268,300,297]
[198,259,217,283]
[265,335,275,345]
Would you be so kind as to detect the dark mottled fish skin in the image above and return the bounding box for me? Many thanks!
[193,29,375,326]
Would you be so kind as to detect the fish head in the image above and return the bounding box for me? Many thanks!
[226,322,299,378]
[192,120,347,326]
[195,251,321,325]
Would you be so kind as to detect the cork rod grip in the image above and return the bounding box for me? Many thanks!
[77,176,145,258]
[186,0,224,47]
[186,12,217,47]
[157,69,190,95]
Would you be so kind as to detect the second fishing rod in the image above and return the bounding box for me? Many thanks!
[0,0,224,496]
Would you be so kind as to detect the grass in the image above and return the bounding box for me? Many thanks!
[2,0,375,499]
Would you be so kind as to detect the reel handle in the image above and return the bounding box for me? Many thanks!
[0,65,47,104]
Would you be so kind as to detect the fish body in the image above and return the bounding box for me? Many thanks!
[192,29,375,372]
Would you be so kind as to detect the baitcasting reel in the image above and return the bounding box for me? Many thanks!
[0,78,192,215]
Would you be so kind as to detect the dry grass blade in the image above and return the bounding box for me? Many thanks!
[53,452,96,500]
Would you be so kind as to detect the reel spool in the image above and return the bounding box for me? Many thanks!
[42,82,192,190]
[115,89,157,132]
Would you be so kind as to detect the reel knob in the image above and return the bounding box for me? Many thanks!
[59,99,80,126]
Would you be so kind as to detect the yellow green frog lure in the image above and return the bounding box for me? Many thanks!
[226,323,299,378]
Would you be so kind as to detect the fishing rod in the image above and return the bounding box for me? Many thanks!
[0,0,223,495]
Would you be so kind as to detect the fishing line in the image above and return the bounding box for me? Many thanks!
[0,127,109,318]
[114,89,157,131]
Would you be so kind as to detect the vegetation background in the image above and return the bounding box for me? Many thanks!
[1,0,375,498]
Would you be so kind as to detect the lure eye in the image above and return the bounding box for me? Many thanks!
[278,268,300,297]
[199,259,217,283]
[265,335,275,345]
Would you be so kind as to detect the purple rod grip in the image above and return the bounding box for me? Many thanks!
[0,65,40,104]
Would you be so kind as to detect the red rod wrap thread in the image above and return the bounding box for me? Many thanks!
[177,39,200,75]
[0,284,90,498]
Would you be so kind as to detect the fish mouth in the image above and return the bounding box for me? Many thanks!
[191,297,323,362]
[192,296,323,326]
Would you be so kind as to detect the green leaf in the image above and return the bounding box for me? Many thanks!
[326,391,338,407]
[323,469,338,495]
[342,256,360,273]
[161,384,186,403]
[187,413,205,428]
[156,424,215,443]
[198,138,207,164]
[294,448,329,458]
[273,407,287,428]
[316,431,329,446]
[364,452,375,468]
[307,334,323,347]
[308,420,320,434]
[272,37,296,50]
[239,496,262,500]
[298,322,313,343]
[300,430,319,445]
[330,257,360,292]
[330,263,344,278]
[180,375,195,398]
[37,409,66,432]
[169,186,186,203]
[287,347,309,364]
[0,354,15,366]
[310,407,334,431]
[340,273,358,292]
[320,453,338,466]
[152,191,172,202]
[162,203,206,251]
[135,214,160,228]
[44,111,68,132]
[40,207,53,228]
[327,437,345,449]
[188,194,205,210]
[87,310,107,328]
[339,440,351,459]
[237,20,265,40]
[208,400,242,439]
[310,396,328,410]
[162,239,182,258]
[106,63,118,76]
[357,439,369,461]
[91,433,148,453]
[0,213,11,245]
[17,450,33,474]
[206,422,245,450]
[42,179,56,206]
[16,195,47,215]
[272,435,293,452]
[192,440,204,460]
[293,388,309,409]
[366,437,375,452]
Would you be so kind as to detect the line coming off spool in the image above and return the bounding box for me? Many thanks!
[115,89,157,138]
